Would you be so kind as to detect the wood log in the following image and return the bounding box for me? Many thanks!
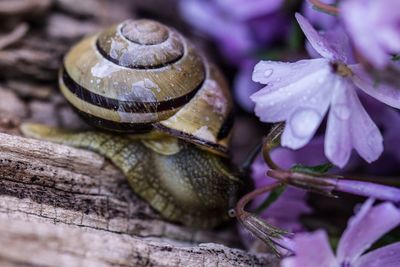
[0,218,276,267]
[0,132,278,266]
[0,0,272,265]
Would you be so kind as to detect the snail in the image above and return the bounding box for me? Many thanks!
[21,19,245,228]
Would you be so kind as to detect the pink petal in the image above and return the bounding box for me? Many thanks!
[355,242,400,267]
[272,136,326,169]
[340,0,400,69]
[179,0,254,61]
[340,0,388,68]
[215,0,284,21]
[249,153,312,237]
[325,77,383,167]
[337,199,400,264]
[348,86,383,163]
[234,60,261,112]
[281,106,327,149]
[266,194,312,220]
[281,230,337,267]
[302,0,337,30]
[333,179,400,202]
[251,59,333,124]
[351,64,400,109]
[305,27,355,64]
[295,13,343,61]
[325,78,353,167]
[252,58,329,89]
[280,73,334,149]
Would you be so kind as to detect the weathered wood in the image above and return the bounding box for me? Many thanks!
[0,218,277,267]
[0,132,235,244]
[0,23,28,50]
[0,132,277,266]
[0,0,272,265]
[0,0,52,18]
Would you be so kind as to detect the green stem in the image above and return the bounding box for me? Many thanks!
[262,123,285,170]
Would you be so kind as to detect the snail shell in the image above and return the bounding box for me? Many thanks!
[60,19,233,156]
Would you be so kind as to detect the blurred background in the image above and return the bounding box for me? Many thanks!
[2,0,399,255]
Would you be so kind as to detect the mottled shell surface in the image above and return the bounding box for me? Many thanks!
[156,63,233,156]
[60,19,233,155]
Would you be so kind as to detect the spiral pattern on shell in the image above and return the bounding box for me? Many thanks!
[60,19,233,155]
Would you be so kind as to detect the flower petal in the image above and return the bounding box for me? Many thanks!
[251,59,332,123]
[234,60,261,112]
[351,64,400,109]
[302,0,337,30]
[252,58,329,88]
[325,77,383,167]
[281,74,335,149]
[355,242,400,267]
[215,0,284,21]
[325,78,353,167]
[340,0,388,68]
[337,199,400,264]
[305,26,355,64]
[281,230,337,267]
[340,0,400,69]
[334,179,400,202]
[281,106,327,149]
[295,13,342,61]
[349,88,383,163]
[179,0,254,61]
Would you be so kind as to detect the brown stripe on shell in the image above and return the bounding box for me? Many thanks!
[72,106,154,133]
[96,20,184,69]
[95,39,184,70]
[62,66,204,114]
[217,111,235,140]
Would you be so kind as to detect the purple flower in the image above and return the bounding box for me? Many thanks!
[179,0,288,64]
[302,0,337,30]
[234,60,262,112]
[238,141,326,250]
[305,26,356,64]
[214,0,283,21]
[251,153,313,232]
[271,170,400,203]
[354,96,400,175]
[281,198,400,267]
[340,0,400,69]
[251,13,400,168]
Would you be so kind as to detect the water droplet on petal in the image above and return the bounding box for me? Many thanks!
[290,108,321,139]
[264,69,273,78]
[290,61,308,70]
[333,104,351,120]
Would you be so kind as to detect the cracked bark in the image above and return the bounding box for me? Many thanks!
[0,0,273,265]
[0,132,277,267]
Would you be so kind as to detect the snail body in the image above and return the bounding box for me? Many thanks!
[21,19,243,228]
[21,124,240,228]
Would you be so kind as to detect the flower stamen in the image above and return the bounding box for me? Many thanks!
[331,62,353,77]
